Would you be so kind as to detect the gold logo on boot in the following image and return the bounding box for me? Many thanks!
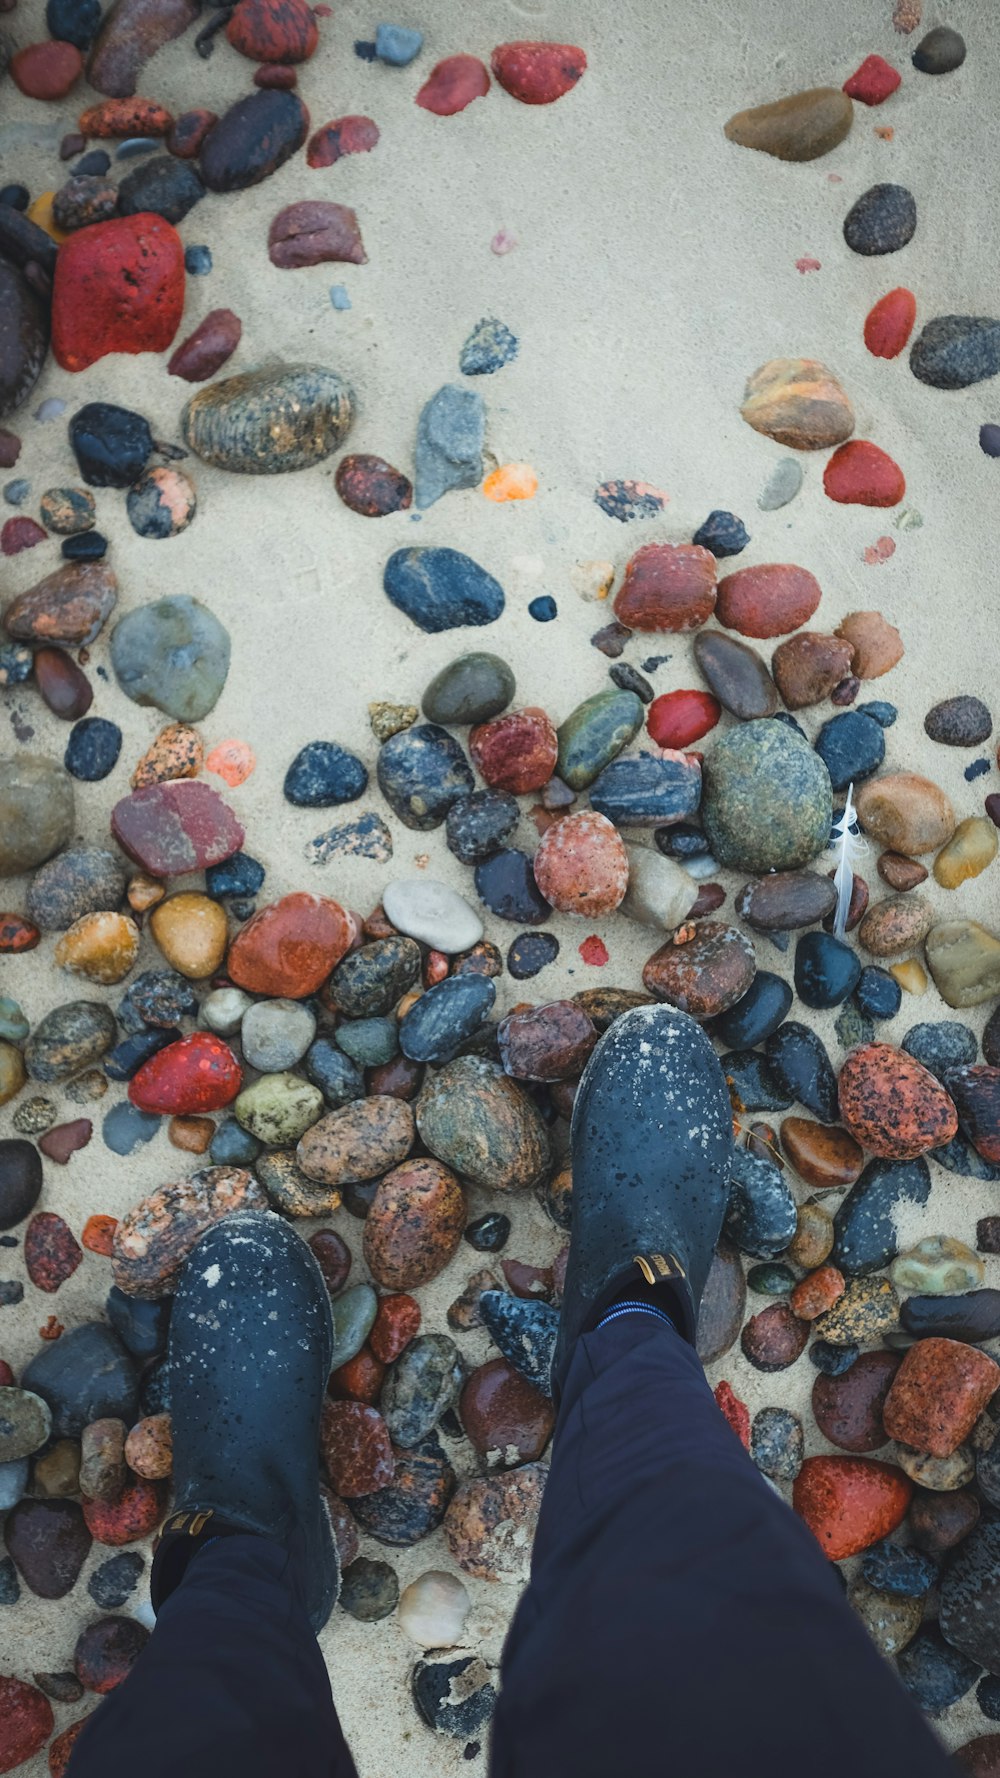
[634,1252,686,1284]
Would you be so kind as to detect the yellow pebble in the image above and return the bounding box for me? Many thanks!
[150,893,228,980]
[570,559,615,601]
[128,873,166,912]
[482,463,538,502]
[933,816,998,889]
[396,987,423,1020]
[0,1041,26,1107]
[55,911,140,985]
[890,958,928,995]
[26,192,70,244]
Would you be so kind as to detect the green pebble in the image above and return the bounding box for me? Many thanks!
[890,1235,985,1296]
[747,1262,796,1296]
[234,1073,324,1146]
[0,998,29,1043]
[330,1283,378,1370]
[556,689,644,791]
[336,1017,399,1068]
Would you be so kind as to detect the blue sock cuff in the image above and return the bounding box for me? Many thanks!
[596,1300,675,1332]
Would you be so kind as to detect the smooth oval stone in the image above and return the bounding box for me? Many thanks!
[695,1239,746,1363]
[381,880,482,954]
[240,999,315,1072]
[111,594,229,722]
[422,653,514,725]
[0,260,48,423]
[926,921,1000,1009]
[781,1119,863,1191]
[349,1433,455,1547]
[741,358,854,451]
[910,316,1000,390]
[28,847,126,935]
[398,1570,469,1649]
[812,1350,900,1452]
[118,154,204,223]
[377,724,473,830]
[283,740,367,807]
[736,870,837,931]
[912,24,965,73]
[335,1017,396,1068]
[0,1388,52,1462]
[644,922,755,1020]
[897,1627,980,1715]
[25,1001,117,1084]
[849,1576,923,1658]
[740,1302,809,1371]
[794,931,862,1009]
[862,1541,938,1600]
[330,939,421,1020]
[900,1291,1000,1343]
[724,86,853,161]
[855,966,902,1021]
[385,547,504,634]
[751,1406,803,1481]
[832,1158,932,1276]
[460,1356,554,1466]
[182,365,352,473]
[0,755,75,877]
[233,1073,322,1145]
[724,1148,797,1259]
[328,1283,377,1371]
[934,817,998,890]
[556,689,644,791]
[838,1042,958,1159]
[363,1158,464,1290]
[21,1323,137,1438]
[903,1019,978,1082]
[445,790,519,865]
[708,972,792,1048]
[589,753,701,827]
[417,1055,550,1193]
[399,975,495,1065]
[200,88,308,191]
[765,1022,839,1122]
[702,720,832,872]
[296,1097,413,1187]
[475,849,550,925]
[620,846,696,931]
[814,711,885,790]
[0,1140,42,1231]
[444,1465,544,1582]
[382,1334,464,1448]
[891,1236,984,1296]
[4,1498,92,1600]
[692,629,779,720]
[69,401,154,488]
[844,183,917,255]
[338,1556,398,1623]
[64,717,122,783]
[925,695,992,747]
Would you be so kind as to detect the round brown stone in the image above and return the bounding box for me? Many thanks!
[363,1158,465,1290]
[296,1097,414,1186]
[877,851,928,892]
[834,611,904,679]
[612,542,717,632]
[882,1337,1000,1458]
[534,810,629,917]
[855,773,955,856]
[910,1486,980,1554]
[642,922,756,1020]
[334,453,412,516]
[740,1302,810,1371]
[858,893,934,956]
[497,1000,597,1082]
[771,631,856,708]
[787,1200,835,1269]
[812,1350,900,1452]
[74,1616,149,1693]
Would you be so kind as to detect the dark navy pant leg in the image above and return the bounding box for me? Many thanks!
[491,1316,952,1778]
[68,1535,358,1778]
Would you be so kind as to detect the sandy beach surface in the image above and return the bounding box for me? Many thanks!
[2,0,1000,1769]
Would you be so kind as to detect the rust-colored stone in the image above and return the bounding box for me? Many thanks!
[228,893,353,997]
[470,707,558,795]
[612,542,717,632]
[834,611,904,679]
[780,1117,864,1188]
[716,563,822,639]
[443,1465,545,1581]
[296,1097,414,1186]
[319,1400,394,1497]
[838,1042,958,1159]
[497,1000,597,1082]
[111,1168,265,1299]
[82,1476,166,1545]
[643,922,756,1020]
[363,1159,465,1291]
[771,630,855,708]
[882,1338,1000,1457]
[790,1265,844,1320]
[793,1454,912,1559]
[2,562,117,646]
[24,1213,82,1293]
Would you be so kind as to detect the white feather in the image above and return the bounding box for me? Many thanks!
[828,783,866,940]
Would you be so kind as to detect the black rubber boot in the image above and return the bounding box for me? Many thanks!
[150,1210,338,1632]
[553,1004,734,1392]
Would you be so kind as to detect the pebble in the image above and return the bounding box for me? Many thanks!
[644,921,756,1020]
[844,54,902,105]
[446,790,520,866]
[398,1571,469,1649]
[268,200,366,270]
[708,972,792,1048]
[25,1001,117,1085]
[534,811,629,916]
[34,647,93,721]
[444,1465,545,1582]
[417,1055,550,1193]
[182,365,352,473]
[812,1350,900,1452]
[758,457,803,510]
[878,852,928,892]
[238,999,314,1072]
[339,1556,398,1622]
[736,870,836,932]
[4,1498,92,1598]
[900,1291,1000,1343]
[823,440,905,507]
[359,1156,463,1289]
[980,425,1000,458]
[88,1552,145,1611]
[556,689,643,789]
[835,611,904,679]
[903,1022,981,1085]
[590,753,701,828]
[102,1104,160,1156]
[843,183,917,255]
[106,1289,171,1362]
[793,932,861,1008]
[721,1049,793,1115]
[296,1096,411,1186]
[382,1334,464,1447]
[934,817,998,889]
[0,754,76,879]
[65,718,122,782]
[691,510,749,557]
[724,85,852,159]
[926,921,1000,1008]
[475,849,550,925]
[925,695,992,746]
[167,309,241,384]
[377,724,474,830]
[612,541,717,632]
[283,740,368,808]
[460,1357,554,1466]
[497,1000,597,1083]
[328,1285,378,1371]
[716,562,822,639]
[912,1489,980,1553]
[940,1522,1000,1678]
[399,975,496,1064]
[0,643,32,686]
[375,23,423,65]
[79,1418,127,1502]
[740,1302,809,1371]
[413,385,484,509]
[788,1201,837,1271]
[883,1339,1000,1456]
[692,631,778,720]
[199,89,308,192]
[226,0,318,61]
[491,40,586,104]
[69,401,153,488]
[111,594,230,722]
[949,1063,1000,1162]
[5,561,118,649]
[0,263,47,421]
[702,720,832,872]
[22,1322,138,1438]
[912,25,966,73]
[412,1654,495,1741]
[865,288,918,358]
[850,1576,922,1658]
[184,245,212,274]
[51,214,184,374]
[814,711,885,789]
[422,652,514,725]
[897,1627,980,1716]
[855,771,954,855]
[739,357,854,450]
[855,965,903,1020]
[695,1240,746,1364]
[54,912,139,986]
[470,708,557,795]
[228,893,352,998]
[621,846,697,931]
[751,1406,803,1480]
[334,454,411,517]
[793,1454,911,1560]
[111,780,243,881]
[415,54,490,116]
[116,156,203,227]
[125,466,197,540]
[724,1149,797,1258]
[348,1432,455,1547]
[0,1387,52,1463]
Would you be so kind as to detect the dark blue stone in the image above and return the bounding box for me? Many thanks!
[896,1628,979,1716]
[118,155,205,224]
[528,595,557,622]
[445,790,519,865]
[654,821,709,859]
[809,1340,859,1376]
[103,1026,182,1082]
[902,1019,977,1083]
[855,966,902,1021]
[718,1050,793,1114]
[284,740,368,807]
[384,546,505,634]
[64,715,121,781]
[377,724,474,830]
[73,150,112,177]
[205,851,265,899]
[710,972,792,1049]
[0,186,29,212]
[843,183,917,257]
[61,530,108,562]
[209,1119,262,1168]
[185,245,213,275]
[354,38,377,59]
[0,644,33,686]
[932,1132,1000,1182]
[226,897,256,923]
[589,754,701,826]
[399,975,496,1064]
[464,1213,510,1253]
[459,317,519,376]
[0,1556,19,1604]
[303,1037,365,1107]
[832,1157,932,1276]
[862,1540,937,1598]
[765,1021,839,1121]
[856,700,897,728]
[966,757,990,781]
[475,849,550,925]
[770,711,808,742]
[118,969,198,1031]
[724,1149,797,1259]
[507,931,559,980]
[691,509,750,557]
[47,0,101,49]
[900,1290,1000,1342]
[479,1290,558,1396]
[794,931,862,1009]
[981,423,1000,458]
[978,1675,1000,1720]
[106,1286,171,1361]
[69,402,154,488]
[88,1551,145,1610]
[910,315,1000,389]
[814,711,885,791]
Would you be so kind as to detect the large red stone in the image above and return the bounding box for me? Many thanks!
[715,564,822,638]
[612,542,717,632]
[226,0,319,62]
[167,309,242,382]
[0,1676,53,1772]
[228,892,353,998]
[128,1032,242,1115]
[534,810,629,917]
[864,287,917,358]
[11,40,83,100]
[843,54,902,104]
[327,1346,385,1404]
[838,1042,958,1159]
[82,1477,167,1546]
[793,1455,912,1559]
[52,214,185,373]
[490,41,587,104]
[320,1400,395,1497]
[307,115,379,166]
[882,1338,1000,1457]
[24,1213,83,1293]
[823,440,905,507]
[416,55,490,115]
[647,689,721,749]
[111,780,244,878]
[811,1350,900,1451]
[470,708,558,794]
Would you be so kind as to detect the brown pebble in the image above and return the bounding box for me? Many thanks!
[858,893,934,956]
[268,201,366,268]
[771,630,855,708]
[167,1115,214,1154]
[834,611,904,679]
[781,1117,864,1189]
[855,773,955,856]
[877,851,928,891]
[740,1302,810,1371]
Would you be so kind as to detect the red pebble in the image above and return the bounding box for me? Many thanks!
[0,1362,14,1386]
[52,214,185,373]
[369,1293,421,1363]
[579,935,609,966]
[74,1617,149,1692]
[308,1228,351,1294]
[319,1400,395,1497]
[327,1345,386,1404]
[38,1120,92,1164]
[490,40,586,105]
[39,1317,64,1341]
[307,114,380,167]
[501,1258,554,1300]
[49,1718,92,1778]
[646,689,721,750]
[167,108,218,158]
[416,54,490,115]
[254,63,297,87]
[423,950,449,987]
[226,0,318,61]
[1,516,46,555]
[793,1454,912,1559]
[111,780,245,878]
[0,1677,53,1773]
[715,563,822,639]
[470,707,558,795]
[0,914,40,952]
[843,54,902,104]
[129,1032,242,1115]
[78,98,174,137]
[0,430,22,469]
[228,892,353,998]
[82,1214,118,1256]
[823,440,906,507]
[986,794,1000,829]
[11,40,83,100]
[714,1379,751,1448]
[167,308,242,382]
[690,883,726,918]
[82,1477,167,1546]
[613,542,717,633]
[34,647,92,721]
[24,1214,83,1293]
[864,287,917,358]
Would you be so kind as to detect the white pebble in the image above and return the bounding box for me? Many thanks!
[382,878,483,954]
[397,1570,471,1648]
[240,998,316,1071]
[200,986,252,1036]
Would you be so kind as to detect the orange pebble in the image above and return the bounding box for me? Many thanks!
[482,463,538,503]
[26,191,69,243]
[327,1345,386,1404]
[168,1115,215,1154]
[396,988,422,1020]
[875,125,894,140]
[39,1316,64,1340]
[82,1214,118,1256]
[790,1265,846,1321]
[132,722,203,789]
[127,872,166,912]
[205,739,256,787]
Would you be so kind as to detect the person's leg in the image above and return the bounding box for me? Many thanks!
[491,1311,952,1778]
[69,1532,358,1778]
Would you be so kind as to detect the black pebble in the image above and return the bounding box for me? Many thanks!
[609,662,654,703]
[64,716,122,782]
[814,711,885,790]
[475,849,550,925]
[0,185,29,212]
[479,1291,558,1395]
[794,932,861,1010]
[0,1557,19,1604]
[924,695,992,747]
[464,1213,510,1253]
[62,531,108,562]
[718,1049,793,1115]
[412,1657,496,1740]
[205,851,265,898]
[69,402,154,488]
[765,1022,839,1121]
[854,966,902,1021]
[691,510,750,557]
[377,724,474,830]
[399,975,496,1065]
[709,972,792,1049]
[843,183,917,256]
[0,1139,42,1232]
[118,156,205,224]
[809,1340,859,1376]
[73,151,112,177]
[88,1551,145,1610]
[912,25,966,73]
[106,1286,171,1361]
[507,931,559,980]
[896,1627,979,1716]
[831,1157,932,1277]
[654,821,709,860]
[856,700,897,728]
[46,0,102,49]
[446,790,519,865]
